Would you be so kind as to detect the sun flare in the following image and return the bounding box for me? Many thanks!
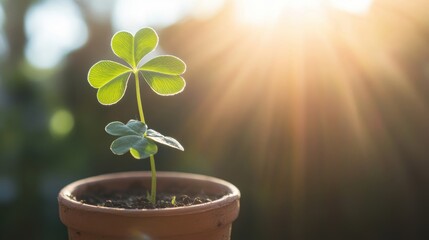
[161,0,429,206]
[234,0,374,26]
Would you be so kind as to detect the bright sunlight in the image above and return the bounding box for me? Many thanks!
[162,1,429,218]
[235,0,374,25]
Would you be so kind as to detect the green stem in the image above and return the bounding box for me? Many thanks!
[150,155,156,204]
[134,71,145,123]
[134,71,157,205]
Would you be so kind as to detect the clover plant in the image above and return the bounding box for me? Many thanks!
[87,27,185,204]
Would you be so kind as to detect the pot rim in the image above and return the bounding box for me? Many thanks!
[58,171,240,217]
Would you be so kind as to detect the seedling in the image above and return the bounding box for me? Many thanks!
[87,27,186,204]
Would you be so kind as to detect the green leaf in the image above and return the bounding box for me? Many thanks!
[88,60,131,88]
[105,120,147,136]
[96,73,131,105]
[134,27,158,66]
[141,71,185,95]
[146,129,184,151]
[140,55,186,75]
[106,120,158,159]
[88,60,132,105]
[111,31,135,67]
[110,28,158,68]
[110,135,158,159]
[89,28,186,104]
[130,148,141,159]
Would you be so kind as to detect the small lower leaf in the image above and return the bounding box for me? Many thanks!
[130,148,141,159]
[111,136,141,155]
[131,139,158,159]
[110,135,158,159]
[126,120,147,135]
[105,120,147,136]
[146,129,184,151]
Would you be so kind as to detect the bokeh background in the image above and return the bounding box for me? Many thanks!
[1,0,429,239]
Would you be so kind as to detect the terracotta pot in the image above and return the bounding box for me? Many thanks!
[58,171,240,240]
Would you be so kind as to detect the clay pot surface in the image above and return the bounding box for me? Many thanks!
[58,171,240,240]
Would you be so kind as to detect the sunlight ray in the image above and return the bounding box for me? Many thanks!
[162,2,429,221]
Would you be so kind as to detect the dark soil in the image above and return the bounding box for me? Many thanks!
[72,182,220,209]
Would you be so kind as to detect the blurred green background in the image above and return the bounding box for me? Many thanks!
[1,0,429,239]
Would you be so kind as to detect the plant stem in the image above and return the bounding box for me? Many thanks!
[149,155,157,204]
[134,71,145,123]
[134,71,157,205]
